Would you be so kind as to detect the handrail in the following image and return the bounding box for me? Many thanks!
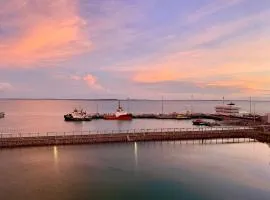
[0,126,256,139]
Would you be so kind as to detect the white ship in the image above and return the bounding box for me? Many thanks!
[215,102,240,116]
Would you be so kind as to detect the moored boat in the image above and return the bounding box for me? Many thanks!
[176,114,191,120]
[104,101,132,120]
[215,102,240,116]
[64,108,92,121]
[192,119,209,126]
[192,119,220,126]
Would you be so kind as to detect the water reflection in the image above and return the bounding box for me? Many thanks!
[53,146,59,169]
[134,142,138,167]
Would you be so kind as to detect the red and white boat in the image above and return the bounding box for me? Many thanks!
[104,101,132,120]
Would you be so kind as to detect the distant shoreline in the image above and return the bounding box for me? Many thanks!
[0,98,269,102]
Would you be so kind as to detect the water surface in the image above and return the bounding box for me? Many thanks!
[0,141,270,200]
[0,99,269,133]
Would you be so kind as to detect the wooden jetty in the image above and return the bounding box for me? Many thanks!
[0,126,269,148]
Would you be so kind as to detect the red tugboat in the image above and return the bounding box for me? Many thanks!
[104,101,132,120]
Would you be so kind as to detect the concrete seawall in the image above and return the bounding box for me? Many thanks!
[1,127,269,148]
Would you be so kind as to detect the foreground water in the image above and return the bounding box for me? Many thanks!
[0,99,269,133]
[0,141,270,200]
[1,100,270,199]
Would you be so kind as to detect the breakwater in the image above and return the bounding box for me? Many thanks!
[1,127,269,148]
[90,113,263,122]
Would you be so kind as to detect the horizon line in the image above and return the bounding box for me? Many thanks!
[0,98,269,102]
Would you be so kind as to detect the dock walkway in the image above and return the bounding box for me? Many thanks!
[0,126,269,148]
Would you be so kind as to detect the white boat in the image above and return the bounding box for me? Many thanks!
[215,102,240,116]
[64,108,92,121]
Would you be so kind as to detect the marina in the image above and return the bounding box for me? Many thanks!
[2,2,270,199]
[1,99,269,148]
[0,99,269,133]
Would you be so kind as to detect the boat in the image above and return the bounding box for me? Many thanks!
[64,108,92,121]
[0,112,5,118]
[215,102,240,116]
[104,101,132,120]
[192,119,210,126]
[176,110,191,119]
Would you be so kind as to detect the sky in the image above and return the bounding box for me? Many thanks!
[0,0,270,100]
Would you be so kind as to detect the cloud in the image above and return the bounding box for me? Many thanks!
[68,73,103,90]
[187,9,270,48]
[0,0,91,67]
[131,26,270,97]
[0,82,13,91]
[70,75,81,81]
[187,0,244,23]
[83,74,103,90]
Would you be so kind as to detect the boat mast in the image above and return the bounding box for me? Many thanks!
[161,96,164,114]
[253,102,256,124]
[191,94,194,114]
[96,103,99,114]
[127,97,130,113]
[249,96,252,114]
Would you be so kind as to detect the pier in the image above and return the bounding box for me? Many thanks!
[89,113,263,123]
[0,126,269,148]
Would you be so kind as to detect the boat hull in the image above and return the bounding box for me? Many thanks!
[104,114,132,120]
[64,114,92,121]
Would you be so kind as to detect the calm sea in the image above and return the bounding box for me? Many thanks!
[0,99,269,133]
[0,142,270,200]
[0,100,270,200]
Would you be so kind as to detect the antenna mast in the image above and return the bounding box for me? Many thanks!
[161,96,164,114]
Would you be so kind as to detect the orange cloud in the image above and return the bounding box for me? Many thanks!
[131,27,270,96]
[83,74,103,90]
[69,74,103,90]
[0,0,91,67]
[202,77,270,96]
[133,68,180,83]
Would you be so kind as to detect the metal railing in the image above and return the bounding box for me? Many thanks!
[0,126,254,139]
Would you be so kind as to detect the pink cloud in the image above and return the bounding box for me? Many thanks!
[68,74,103,90]
[0,0,91,67]
[83,74,103,90]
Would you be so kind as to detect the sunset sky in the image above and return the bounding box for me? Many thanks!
[0,0,270,99]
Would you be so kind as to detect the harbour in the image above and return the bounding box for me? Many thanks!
[2,1,270,199]
[1,100,270,200]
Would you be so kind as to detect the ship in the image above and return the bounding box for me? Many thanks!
[104,101,132,120]
[215,102,240,116]
[192,119,220,126]
[64,108,92,121]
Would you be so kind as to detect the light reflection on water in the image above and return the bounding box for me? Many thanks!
[134,142,138,167]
